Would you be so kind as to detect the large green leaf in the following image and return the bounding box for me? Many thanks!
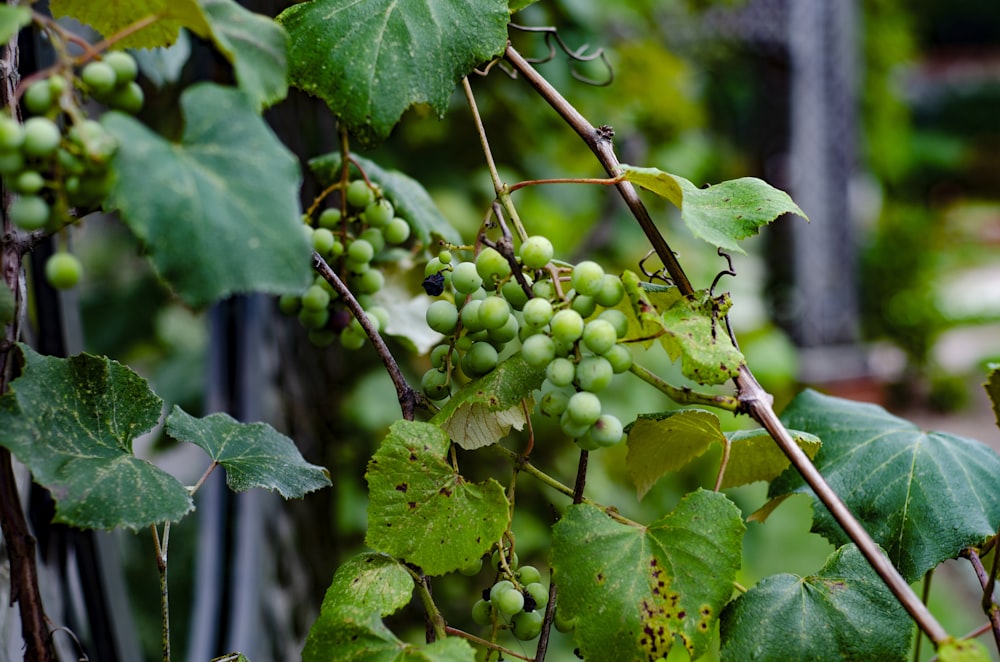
[660,291,745,385]
[166,406,330,498]
[626,409,725,499]
[50,0,211,48]
[0,6,30,44]
[430,355,545,450]
[365,420,509,575]
[771,389,1000,582]
[303,605,475,662]
[278,0,509,148]
[552,490,744,661]
[104,83,312,307]
[719,544,911,661]
[0,345,192,530]
[319,553,414,618]
[309,153,462,246]
[620,165,808,254]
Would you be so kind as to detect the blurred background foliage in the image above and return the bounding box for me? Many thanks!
[64,0,1000,659]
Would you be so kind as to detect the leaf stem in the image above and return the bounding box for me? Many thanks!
[189,461,219,496]
[507,175,624,194]
[152,523,171,662]
[444,626,533,661]
[628,362,740,411]
[960,547,1000,653]
[412,573,447,642]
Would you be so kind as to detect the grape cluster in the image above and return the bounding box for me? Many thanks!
[422,235,631,449]
[469,549,552,641]
[278,179,413,348]
[3,51,144,289]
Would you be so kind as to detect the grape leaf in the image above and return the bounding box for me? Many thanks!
[0,345,192,530]
[309,153,462,246]
[202,0,289,110]
[319,553,413,618]
[619,270,679,346]
[49,0,211,49]
[620,165,808,254]
[365,420,509,575]
[552,490,744,661]
[0,6,30,44]
[660,291,745,385]
[303,604,475,662]
[104,83,312,307]
[770,389,1000,582]
[166,406,330,499]
[431,355,545,450]
[719,428,821,489]
[509,0,540,12]
[720,544,911,661]
[626,409,724,499]
[278,0,509,148]
[938,639,991,662]
[985,363,1000,430]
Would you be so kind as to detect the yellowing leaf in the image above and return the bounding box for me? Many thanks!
[625,409,725,499]
[50,0,210,49]
[719,428,821,489]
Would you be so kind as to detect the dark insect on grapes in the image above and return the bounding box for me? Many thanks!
[523,590,537,612]
[422,272,445,296]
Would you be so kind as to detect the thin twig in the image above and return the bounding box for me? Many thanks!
[961,548,1000,652]
[913,570,933,662]
[445,627,533,661]
[152,524,171,662]
[534,581,558,662]
[628,362,740,411]
[507,175,624,194]
[572,450,588,505]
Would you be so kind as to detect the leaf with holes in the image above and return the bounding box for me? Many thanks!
[365,420,508,575]
[0,345,192,530]
[770,389,1000,582]
[720,544,911,661]
[104,83,312,307]
[625,409,724,499]
[50,0,210,48]
[719,428,821,489]
[660,291,745,385]
[431,355,545,450]
[620,165,807,254]
[278,0,509,148]
[552,490,744,661]
[166,406,330,499]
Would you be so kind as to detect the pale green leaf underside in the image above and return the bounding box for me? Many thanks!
[50,0,210,49]
[552,490,744,661]
[720,428,821,489]
[278,0,509,148]
[772,389,1000,582]
[431,355,545,450]
[319,553,413,618]
[621,164,807,254]
[0,6,31,44]
[720,545,911,661]
[365,421,509,575]
[626,409,725,499]
[0,345,192,530]
[166,406,330,498]
[104,83,312,307]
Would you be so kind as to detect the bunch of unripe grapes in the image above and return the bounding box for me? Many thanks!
[278,179,413,348]
[423,234,631,449]
[3,50,143,289]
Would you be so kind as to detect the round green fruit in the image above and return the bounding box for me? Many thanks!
[45,252,82,289]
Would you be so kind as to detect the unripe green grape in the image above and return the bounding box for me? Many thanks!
[519,235,553,269]
[81,61,117,96]
[491,549,518,571]
[575,431,601,451]
[459,556,483,576]
[308,329,336,347]
[300,285,331,312]
[108,81,144,114]
[524,582,548,610]
[582,319,618,355]
[566,391,602,426]
[522,297,554,328]
[22,117,61,157]
[421,368,450,400]
[23,80,54,115]
[599,309,629,339]
[517,566,542,586]
[511,609,542,640]
[383,217,410,244]
[575,355,613,392]
[545,357,575,387]
[426,300,459,335]
[478,296,510,331]
[465,341,498,376]
[298,306,329,331]
[359,227,385,253]
[560,412,592,439]
[312,227,335,255]
[605,343,634,373]
[103,51,138,84]
[0,150,23,175]
[489,580,515,603]
[430,344,455,369]
[13,171,44,194]
[351,268,384,294]
[0,116,24,150]
[531,279,555,301]
[10,195,49,230]
[278,293,301,315]
[571,260,605,296]
[539,389,569,417]
[318,207,341,228]
[368,305,390,331]
[451,261,482,294]
[472,599,493,626]
[552,336,575,357]
[521,334,555,369]
[494,586,524,616]
[345,179,374,208]
[468,287,487,301]
[45,252,82,289]
[486,315,518,345]
[459,299,484,332]
[424,256,445,278]
[588,414,624,447]
[347,238,374,264]
[501,279,529,310]
[455,333,474,352]
[48,75,67,97]
[362,198,393,227]
[340,326,366,350]
[475,246,511,284]
[595,273,626,307]
[550,309,584,344]
[570,293,596,318]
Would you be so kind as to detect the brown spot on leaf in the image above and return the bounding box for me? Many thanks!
[395,483,408,493]
[407,501,417,509]
[439,486,452,497]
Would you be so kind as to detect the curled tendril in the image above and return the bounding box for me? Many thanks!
[709,248,736,296]
[479,24,613,86]
[48,626,89,661]
[638,249,673,285]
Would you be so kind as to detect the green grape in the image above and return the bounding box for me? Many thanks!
[570,293,596,318]
[472,599,493,626]
[362,198,393,227]
[588,414,624,447]
[300,284,331,312]
[48,75,67,97]
[598,309,629,339]
[522,297,553,328]
[103,51,138,84]
[494,587,524,616]
[486,315,519,345]
[475,246,511,284]
[340,326,366,350]
[459,299,485,332]
[278,294,301,315]
[347,238,374,264]
[22,117,61,157]
[459,556,483,576]
[10,195,49,230]
[550,309,584,344]
[455,333,474,352]
[559,412,591,439]
[604,343,634,373]
[430,344,455,369]
[44,252,82,289]
[81,61,117,96]
[512,609,542,640]
[519,235,553,269]
[595,273,626,307]
[23,80,54,115]
[539,389,569,417]
[545,357,575,387]
[451,262,482,294]
[575,431,601,451]
[318,207,341,228]
[517,566,542,585]
[426,300,459,335]
[582,319,617,355]
[524,582,548,610]
[438,250,452,264]
[571,260,605,296]
[383,217,410,244]
[465,341,498,376]
[491,549,518,571]
[359,227,385,253]
[575,355,613,393]
[469,287,487,301]
[478,296,510,331]
[424,256,445,278]
[108,81,144,114]
[298,306,329,331]
[531,278,555,300]
[500,279,529,310]
[345,179,374,208]
[489,580,515,603]
[421,368,450,400]
[566,391,602,426]
[308,329,336,347]
[0,116,24,150]
[312,227,335,255]
[351,268,384,295]
[368,305,390,330]
[13,171,44,195]
[0,150,23,176]
[521,334,555,369]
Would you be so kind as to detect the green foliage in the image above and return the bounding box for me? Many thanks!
[0,6,30,44]
[49,0,211,49]
[626,409,725,499]
[659,291,744,385]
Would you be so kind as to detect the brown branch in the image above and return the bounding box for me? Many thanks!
[961,547,1000,652]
